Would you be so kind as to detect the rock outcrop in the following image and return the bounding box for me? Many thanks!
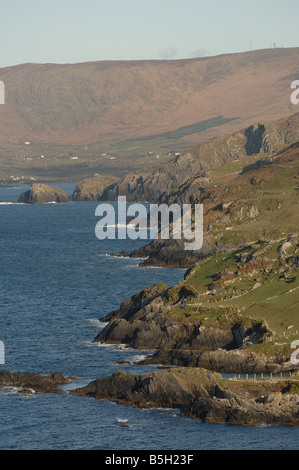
[18,184,69,204]
[0,371,71,394]
[138,348,296,375]
[71,367,299,426]
[100,282,169,323]
[95,282,236,352]
[94,285,283,375]
[95,310,235,352]
[120,237,216,269]
[72,174,120,201]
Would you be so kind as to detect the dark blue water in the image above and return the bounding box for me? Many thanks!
[0,184,298,450]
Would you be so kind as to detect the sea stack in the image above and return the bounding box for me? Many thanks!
[18,183,69,204]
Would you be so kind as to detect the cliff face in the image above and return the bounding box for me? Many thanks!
[122,237,216,269]
[18,183,69,204]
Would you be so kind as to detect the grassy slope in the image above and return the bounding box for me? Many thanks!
[162,143,299,357]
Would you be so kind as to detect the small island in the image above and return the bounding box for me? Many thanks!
[18,183,69,204]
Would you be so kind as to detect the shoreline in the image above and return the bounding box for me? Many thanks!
[1,183,298,427]
[83,274,299,426]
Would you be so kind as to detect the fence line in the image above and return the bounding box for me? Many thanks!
[229,370,296,381]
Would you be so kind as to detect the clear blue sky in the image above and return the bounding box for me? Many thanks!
[1,0,298,67]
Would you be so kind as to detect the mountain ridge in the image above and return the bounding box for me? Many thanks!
[1,47,299,153]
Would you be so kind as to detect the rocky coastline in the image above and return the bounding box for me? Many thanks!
[6,112,299,428]
[93,282,298,376]
[1,281,298,426]
[72,277,299,427]
[71,367,299,426]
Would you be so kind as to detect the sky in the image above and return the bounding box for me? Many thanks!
[0,0,298,68]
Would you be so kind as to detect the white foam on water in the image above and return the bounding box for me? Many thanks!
[0,386,22,395]
[129,354,147,363]
[93,342,128,352]
[0,202,26,205]
[105,224,127,228]
[86,319,108,329]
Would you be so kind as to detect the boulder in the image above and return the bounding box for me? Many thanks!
[278,241,293,257]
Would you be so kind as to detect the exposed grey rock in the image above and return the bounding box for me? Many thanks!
[278,241,293,256]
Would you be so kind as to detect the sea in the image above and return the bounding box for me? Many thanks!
[0,184,298,450]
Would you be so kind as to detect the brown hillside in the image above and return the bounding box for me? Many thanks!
[1,48,299,153]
